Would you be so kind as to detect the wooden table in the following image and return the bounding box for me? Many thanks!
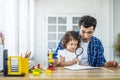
[0,67,120,80]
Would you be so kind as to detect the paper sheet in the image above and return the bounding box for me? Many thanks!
[64,64,99,70]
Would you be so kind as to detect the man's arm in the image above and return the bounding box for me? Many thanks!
[53,41,64,59]
[97,39,119,67]
[97,39,106,67]
[88,37,106,67]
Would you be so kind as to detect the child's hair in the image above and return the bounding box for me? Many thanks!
[61,30,80,49]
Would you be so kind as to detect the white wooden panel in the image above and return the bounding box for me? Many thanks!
[34,0,48,67]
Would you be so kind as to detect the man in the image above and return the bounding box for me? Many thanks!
[54,15,119,67]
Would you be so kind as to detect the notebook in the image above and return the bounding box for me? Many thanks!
[64,64,99,70]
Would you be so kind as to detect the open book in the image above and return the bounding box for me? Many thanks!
[64,64,99,70]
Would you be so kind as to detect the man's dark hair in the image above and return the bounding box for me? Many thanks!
[61,30,80,49]
[79,15,97,30]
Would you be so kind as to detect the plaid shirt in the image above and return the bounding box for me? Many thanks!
[54,34,106,67]
[87,36,106,67]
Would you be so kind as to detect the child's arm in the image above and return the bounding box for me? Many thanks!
[59,55,79,66]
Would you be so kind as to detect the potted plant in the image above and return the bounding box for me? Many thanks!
[114,33,120,56]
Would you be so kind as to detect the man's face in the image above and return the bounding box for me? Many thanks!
[80,25,94,42]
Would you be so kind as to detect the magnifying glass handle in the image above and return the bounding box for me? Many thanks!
[76,55,78,58]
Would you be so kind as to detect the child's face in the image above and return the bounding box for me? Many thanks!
[66,39,78,52]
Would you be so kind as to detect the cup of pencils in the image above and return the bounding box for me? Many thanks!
[22,51,31,77]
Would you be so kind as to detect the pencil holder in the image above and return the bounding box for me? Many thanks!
[22,58,29,77]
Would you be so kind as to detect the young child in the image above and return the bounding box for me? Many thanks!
[57,31,80,66]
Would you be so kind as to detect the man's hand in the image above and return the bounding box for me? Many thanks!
[104,61,119,67]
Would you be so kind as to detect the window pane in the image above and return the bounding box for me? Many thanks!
[58,17,66,24]
[48,34,56,40]
[73,17,81,24]
[48,25,56,32]
[48,42,56,48]
[58,25,66,32]
[58,34,64,40]
[48,17,56,24]
[73,26,79,31]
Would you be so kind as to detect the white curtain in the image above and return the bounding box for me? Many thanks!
[4,0,34,59]
[0,0,4,31]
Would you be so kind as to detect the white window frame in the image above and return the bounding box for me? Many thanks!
[46,13,94,53]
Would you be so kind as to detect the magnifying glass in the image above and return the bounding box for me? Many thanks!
[75,47,84,58]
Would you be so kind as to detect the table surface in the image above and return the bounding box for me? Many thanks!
[0,67,120,80]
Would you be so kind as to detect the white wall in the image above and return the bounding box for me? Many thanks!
[34,0,115,67]
[114,0,120,63]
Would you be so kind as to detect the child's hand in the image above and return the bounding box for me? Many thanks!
[53,59,60,67]
[72,58,79,64]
